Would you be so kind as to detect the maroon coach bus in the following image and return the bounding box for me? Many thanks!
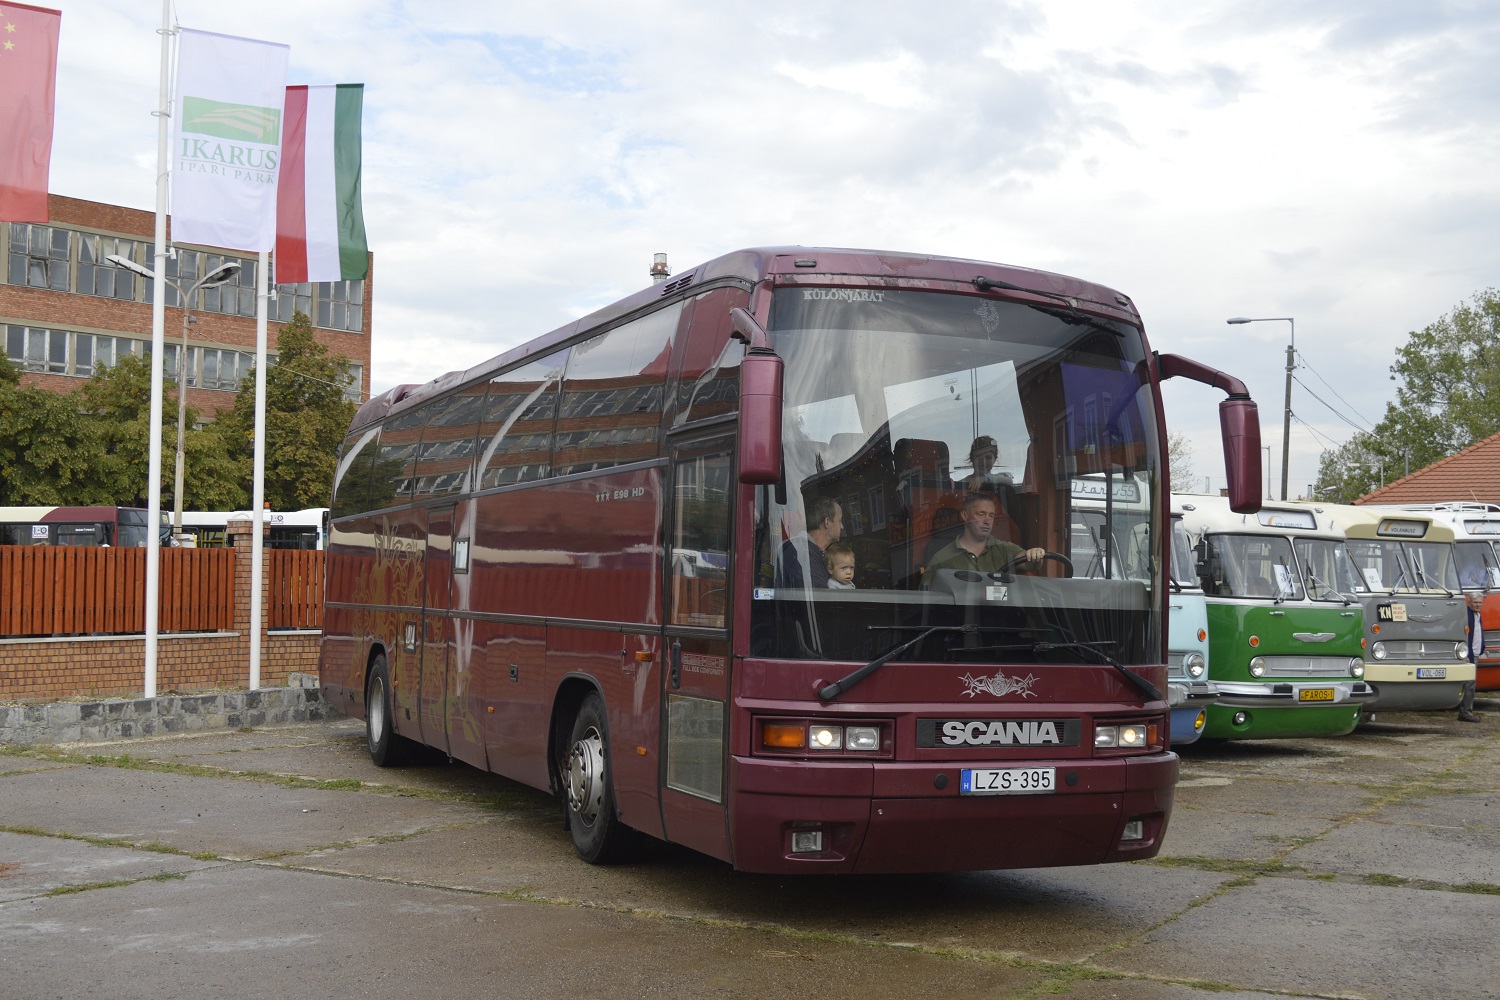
[319,247,1261,874]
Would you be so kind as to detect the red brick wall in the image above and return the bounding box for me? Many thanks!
[0,520,320,702]
[4,194,373,416]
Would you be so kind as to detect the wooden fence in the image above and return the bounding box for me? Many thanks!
[0,546,326,637]
[268,550,324,630]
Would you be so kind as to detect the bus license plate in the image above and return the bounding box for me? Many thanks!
[1416,667,1447,679]
[1298,687,1336,702]
[960,767,1055,795]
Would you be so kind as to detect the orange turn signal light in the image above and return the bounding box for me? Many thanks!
[762,723,806,749]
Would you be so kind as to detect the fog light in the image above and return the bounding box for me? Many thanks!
[809,725,842,750]
[845,726,880,751]
[1249,656,1266,678]
[1121,819,1145,841]
[1232,711,1249,726]
[1194,710,1206,734]
[790,829,823,854]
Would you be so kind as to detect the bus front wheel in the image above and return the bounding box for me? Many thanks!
[366,654,414,767]
[563,692,639,864]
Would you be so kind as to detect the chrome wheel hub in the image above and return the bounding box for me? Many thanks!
[566,727,606,825]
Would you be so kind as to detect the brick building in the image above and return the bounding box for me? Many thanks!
[2,194,372,417]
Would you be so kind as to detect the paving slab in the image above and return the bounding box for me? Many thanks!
[1156,805,1336,863]
[287,824,1236,964]
[0,754,76,775]
[0,764,494,860]
[1099,875,1500,1000]
[1054,981,1297,1000]
[1281,790,1500,885]
[0,831,215,902]
[0,863,1047,1000]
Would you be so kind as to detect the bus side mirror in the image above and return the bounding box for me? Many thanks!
[1219,396,1261,514]
[730,307,783,485]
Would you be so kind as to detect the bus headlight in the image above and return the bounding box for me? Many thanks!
[1456,642,1469,661]
[1371,642,1386,660]
[808,725,843,750]
[1349,658,1365,679]
[844,726,881,751]
[1183,652,1206,679]
[1095,722,1154,748]
[1249,656,1266,678]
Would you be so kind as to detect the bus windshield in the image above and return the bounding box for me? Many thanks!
[1169,517,1198,589]
[1200,534,1303,600]
[1293,537,1363,603]
[1454,539,1500,590]
[751,287,1162,665]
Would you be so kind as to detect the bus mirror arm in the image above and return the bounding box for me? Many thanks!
[1155,352,1263,515]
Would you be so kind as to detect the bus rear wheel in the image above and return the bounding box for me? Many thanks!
[563,692,639,864]
[366,654,415,767]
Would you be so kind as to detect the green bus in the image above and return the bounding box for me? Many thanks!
[1176,495,1373,739]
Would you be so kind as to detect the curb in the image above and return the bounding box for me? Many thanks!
[0,673,340,746]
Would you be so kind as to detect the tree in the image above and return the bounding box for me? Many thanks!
[1314,288,1500,501]
[0,359,107,505]
[75,353,244,510]
[1167,432,1195,493]
[1313,431,1387,503]
[216,311,357,510]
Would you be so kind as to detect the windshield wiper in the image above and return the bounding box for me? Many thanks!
[1035,640,1164,702]
[971,276,1126,337]
[818,624,978,702]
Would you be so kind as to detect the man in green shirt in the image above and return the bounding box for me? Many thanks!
[923,492,1045,581]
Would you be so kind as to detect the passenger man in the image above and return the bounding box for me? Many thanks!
[923,492,1045,581]
[775,497,842,590]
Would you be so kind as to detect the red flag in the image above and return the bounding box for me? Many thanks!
[0,3,60,222]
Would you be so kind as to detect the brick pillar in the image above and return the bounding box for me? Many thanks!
[227,516,270,688]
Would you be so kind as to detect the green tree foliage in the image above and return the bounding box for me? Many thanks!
[216,311,357,510]
[1314,289,1500,502]
[0,359,107,505]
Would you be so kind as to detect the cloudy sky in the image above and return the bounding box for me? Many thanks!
[36,0,1500,497]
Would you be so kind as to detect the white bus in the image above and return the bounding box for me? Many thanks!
[178,508,329,550]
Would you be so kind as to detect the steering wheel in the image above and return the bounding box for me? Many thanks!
[997,551,1074,578]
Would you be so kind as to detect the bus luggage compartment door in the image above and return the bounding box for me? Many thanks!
[418,504,455,756]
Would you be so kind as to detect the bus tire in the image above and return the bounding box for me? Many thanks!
[366,654,414,767]
[563,691,639,865]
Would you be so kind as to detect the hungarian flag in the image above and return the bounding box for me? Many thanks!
[275,84,368,283]
[0,3,61,222]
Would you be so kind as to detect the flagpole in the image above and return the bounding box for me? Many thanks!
[144,0,173,699]
[250,249,268,690]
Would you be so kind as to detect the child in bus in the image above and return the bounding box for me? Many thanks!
[825,543,857,590]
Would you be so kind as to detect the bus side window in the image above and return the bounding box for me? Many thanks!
[673,286,748,427]
[671,451,733,628]
[477,351,564,490]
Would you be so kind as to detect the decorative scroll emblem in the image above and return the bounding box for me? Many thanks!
[960,670,1040,699]
[1292,632,1336,642]
[1407,614,1441,623]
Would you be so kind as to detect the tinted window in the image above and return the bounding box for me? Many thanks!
[477,350,566,489]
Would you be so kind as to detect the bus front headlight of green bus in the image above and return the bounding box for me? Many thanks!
[1248,656,1266,678]
[1349,658,1365,678]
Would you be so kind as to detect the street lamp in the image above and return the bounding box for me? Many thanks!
[1227,315,1295,501]
[107,253,241,542]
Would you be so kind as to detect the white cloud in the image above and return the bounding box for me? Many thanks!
[35,0,1500,494]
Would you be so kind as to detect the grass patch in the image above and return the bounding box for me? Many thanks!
[1362,873,1409,887]
[1450,882,1500,895]
[45,879,131,896]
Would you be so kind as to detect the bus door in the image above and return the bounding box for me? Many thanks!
[418,503,455,755]
[659,438,735,859]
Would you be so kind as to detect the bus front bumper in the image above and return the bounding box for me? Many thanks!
[1362,661,1472,711]
[1212,679,1375,708]
[726,752,1177,875]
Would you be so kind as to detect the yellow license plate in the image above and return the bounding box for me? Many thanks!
[1298,688,1336,702]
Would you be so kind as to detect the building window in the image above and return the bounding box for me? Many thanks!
[78,236,141,301]
[201,253,257,317]
[315,279,364,332]
[7,224,70,290]
[343,363,363,402]
[6,326,150,379]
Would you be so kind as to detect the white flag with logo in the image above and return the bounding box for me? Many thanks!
[171,28,290,252]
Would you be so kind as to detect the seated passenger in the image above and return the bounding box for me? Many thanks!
[923,492,1045,582]
[775,496,843,590]
[825,543,857,590]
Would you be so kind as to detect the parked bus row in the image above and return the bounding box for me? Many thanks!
[318,245,1265,875]
[1152,495,1484,744]
[0,507,327,550]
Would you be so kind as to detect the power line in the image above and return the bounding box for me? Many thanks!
[1293,375,1376,436]
[1295,351,1383,431]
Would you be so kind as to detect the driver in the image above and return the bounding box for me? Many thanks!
[923,492,1045,582]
